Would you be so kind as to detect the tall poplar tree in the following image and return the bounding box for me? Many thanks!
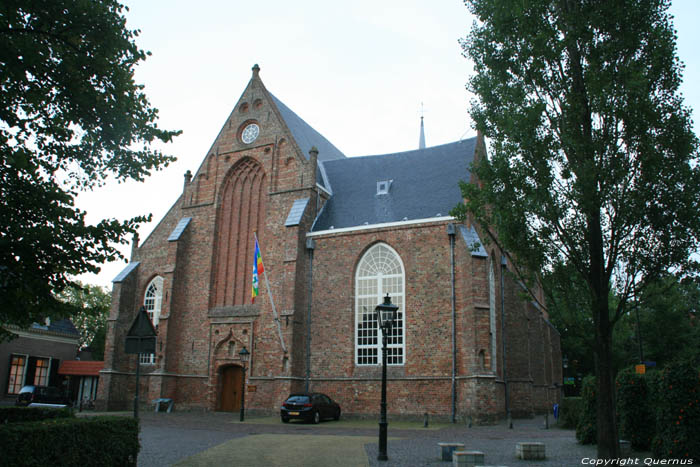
[455,0,700,458]
[0,0,180,338]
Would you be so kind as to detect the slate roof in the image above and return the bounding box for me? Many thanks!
[459,225,488,258]
[29,318,80,338]
[312,138,476,231]
[269,93,346,164]
[285,198,310,227]
[168,217,192,242]
[113,261,140,283]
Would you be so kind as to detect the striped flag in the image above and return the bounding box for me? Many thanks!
[252,237,264,302]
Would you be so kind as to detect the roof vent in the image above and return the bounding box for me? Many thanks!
[377,180,392,195]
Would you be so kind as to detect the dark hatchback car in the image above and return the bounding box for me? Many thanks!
[280,392,341,424]
[15,385,71,407]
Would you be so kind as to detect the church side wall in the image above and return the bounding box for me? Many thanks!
[300,221,505,420]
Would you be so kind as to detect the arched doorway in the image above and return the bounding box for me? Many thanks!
[218,365,244,412]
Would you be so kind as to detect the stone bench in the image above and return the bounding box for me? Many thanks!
[452,450,484,466]
[153,398,174,413]
[438,442,465,461]
[516,442,545,460]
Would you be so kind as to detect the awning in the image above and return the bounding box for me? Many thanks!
[58,361,104,376]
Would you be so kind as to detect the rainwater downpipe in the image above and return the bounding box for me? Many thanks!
[305,237,315,392]
[447,224,457,423]
[500,254,510,417]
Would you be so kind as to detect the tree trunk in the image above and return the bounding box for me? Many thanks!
[594,297,619,459]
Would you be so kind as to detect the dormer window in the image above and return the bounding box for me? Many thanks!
[377,180,392,195]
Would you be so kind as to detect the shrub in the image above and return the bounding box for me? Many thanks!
[0,416,139,467]
[0,406,73,424]
[559,397,583,429]
[650,359,700,461]
[616,366,654,450]
[576,375,597,444]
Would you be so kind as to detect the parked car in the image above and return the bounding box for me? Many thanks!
[15,385,71,407]
[280,392,341,423]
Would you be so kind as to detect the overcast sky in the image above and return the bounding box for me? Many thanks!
[76,0,700,288]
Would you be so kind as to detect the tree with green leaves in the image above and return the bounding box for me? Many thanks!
[0,0,180,339]
[456,0,700,458]
[57,282,111,360]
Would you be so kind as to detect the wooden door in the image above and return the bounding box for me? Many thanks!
[219,365,243,412]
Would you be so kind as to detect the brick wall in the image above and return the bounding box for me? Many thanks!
[98,69,562,421]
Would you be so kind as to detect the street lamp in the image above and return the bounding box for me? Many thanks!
[239,346,250,422]
[375,294,398,462]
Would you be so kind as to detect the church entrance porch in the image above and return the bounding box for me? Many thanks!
[218,365,244,412]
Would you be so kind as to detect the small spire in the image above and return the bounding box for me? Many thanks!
[419,103,426,149]
[252,64,260,77]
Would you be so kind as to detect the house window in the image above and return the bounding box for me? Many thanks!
[33,358,49,386]
[6,355,27,394]
[141,276,164,365]
[355,243,405,366]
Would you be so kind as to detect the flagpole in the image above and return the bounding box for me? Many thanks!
[254,232,287,354]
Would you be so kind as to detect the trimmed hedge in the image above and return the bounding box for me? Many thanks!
[616,367,654,450]
[558,397,583,429]
[576,375,597,444]
[0,406,73,424]
[0,416,139,467]
[650,360,700,461]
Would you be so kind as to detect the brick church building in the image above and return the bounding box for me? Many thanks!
[97,65,562,421]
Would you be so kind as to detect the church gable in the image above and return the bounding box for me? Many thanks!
[183,65,344,208]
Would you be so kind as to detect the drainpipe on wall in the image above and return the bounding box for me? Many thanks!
[447,224,457,423]
[305,237,315,393]
[500,254,510,418]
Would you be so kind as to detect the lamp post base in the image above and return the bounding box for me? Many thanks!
[378,420,388,461]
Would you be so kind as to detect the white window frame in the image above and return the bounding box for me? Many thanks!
[140,276,164,365]
[6,353,28,394]
[355,243,405,366]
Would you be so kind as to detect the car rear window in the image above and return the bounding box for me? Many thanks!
[286,395,310,404]
[19,386,34,394]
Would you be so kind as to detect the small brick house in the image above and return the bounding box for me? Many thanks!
[97,65,562,421]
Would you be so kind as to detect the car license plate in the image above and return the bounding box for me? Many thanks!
[289,411,300,416]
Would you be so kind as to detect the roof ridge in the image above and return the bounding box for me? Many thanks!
[327,138,476,163]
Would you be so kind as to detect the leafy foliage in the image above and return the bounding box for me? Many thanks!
[558,396,583,429]
[57,282,111,359]
[576,375,597,444]
[0,406,73,424]
[456,0,700,457]
[0,0,180,337]
[0,415,139,466]
[651,360,700,461]
[616,367,654,450]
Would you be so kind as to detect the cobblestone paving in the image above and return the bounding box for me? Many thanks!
[133,411,648,467]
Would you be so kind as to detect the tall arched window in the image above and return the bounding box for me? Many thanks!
[355,243,405,366]
[140,276,163,365]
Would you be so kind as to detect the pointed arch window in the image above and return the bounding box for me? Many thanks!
[355,243,405,366]
[140,276,163,365]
